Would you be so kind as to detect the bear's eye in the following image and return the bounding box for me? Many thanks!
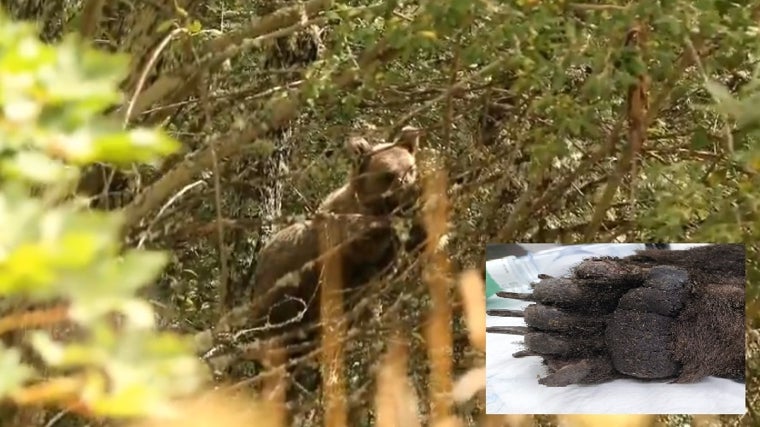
[379,171,396,187]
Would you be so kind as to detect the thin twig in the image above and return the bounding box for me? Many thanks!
[584,23,650,240]
[390,56,508,138]
[122,34,402,230]
[196,67,231,318]
[684,35,735,154]
[124,27,187,126]
[567,3,628,11]
[0,305,69,336]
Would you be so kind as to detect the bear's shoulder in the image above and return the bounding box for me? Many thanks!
[317,183,367,214]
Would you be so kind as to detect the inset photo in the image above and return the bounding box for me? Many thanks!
[485,243,746,414]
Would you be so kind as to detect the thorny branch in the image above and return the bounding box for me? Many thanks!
[583,22,650,240]
[496,30,715,242]
[110,0,336,122]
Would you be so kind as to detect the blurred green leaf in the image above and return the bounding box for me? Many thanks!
[0,11,202,417]
[1,151,77,184]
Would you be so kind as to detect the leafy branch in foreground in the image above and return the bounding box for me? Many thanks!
[0,11,207,419]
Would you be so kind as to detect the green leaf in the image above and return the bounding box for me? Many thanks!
[91,128,180,165]
[705,79,734,103]
[0,243,58,295]
[187,20,202,34]
[66,250,167,324]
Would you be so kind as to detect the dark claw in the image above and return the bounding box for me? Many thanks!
[513,350,539,358]
[486,326,530,335]
[495,291,534,301]
[486,309,524,317]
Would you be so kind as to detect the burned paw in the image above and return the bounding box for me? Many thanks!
[488,258,648,385]
[486,247,745,387]
[606,266,689,379]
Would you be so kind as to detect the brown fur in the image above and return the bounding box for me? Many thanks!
[318,127,420,215]
[249,214,398,341]
[670,278,745,382]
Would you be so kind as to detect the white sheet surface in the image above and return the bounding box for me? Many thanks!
[485,244,746,414]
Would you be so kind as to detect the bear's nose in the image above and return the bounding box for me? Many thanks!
[401,169,416,185]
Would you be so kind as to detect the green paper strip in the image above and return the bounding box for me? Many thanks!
[485,269,501,298]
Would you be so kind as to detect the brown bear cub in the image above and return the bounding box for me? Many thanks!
[318,126,420,215]
[245,127,424,361]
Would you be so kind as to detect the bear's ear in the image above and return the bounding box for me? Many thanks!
[345,135,372,158]
[396,126,420,153]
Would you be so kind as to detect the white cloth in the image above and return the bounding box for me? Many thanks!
[485,243,745,414]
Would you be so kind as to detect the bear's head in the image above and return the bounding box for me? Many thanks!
[345,127,420,215]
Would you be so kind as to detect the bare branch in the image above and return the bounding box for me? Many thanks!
[121,39,399,230]
[114,0,336,120]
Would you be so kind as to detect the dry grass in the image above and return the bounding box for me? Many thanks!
[375,331,422,427]
[318,217,348,427]
[260,338,288,427]
[421,157,455,423]
[128,390,280,427]
[458,270,485,352]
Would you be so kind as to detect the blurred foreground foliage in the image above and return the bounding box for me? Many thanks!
[0,10,207,420]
